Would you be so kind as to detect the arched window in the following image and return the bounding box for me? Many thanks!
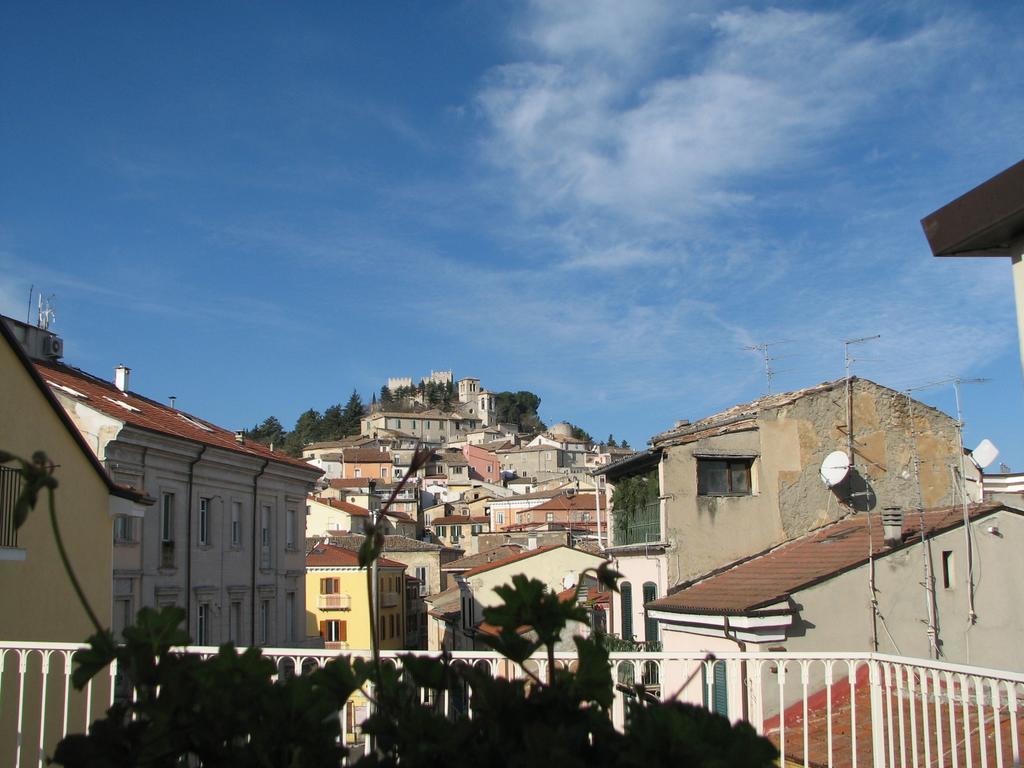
[620,581,633,640]
[642,582,658,643]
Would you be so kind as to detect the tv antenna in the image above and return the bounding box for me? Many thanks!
[744,340,793,394]
[843,334,880,380]
[37,294,56,331]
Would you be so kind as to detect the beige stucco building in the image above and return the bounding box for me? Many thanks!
[35,348,322,648]
[597,377,975,648]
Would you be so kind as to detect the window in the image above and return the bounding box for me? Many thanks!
[231,501,242,547]
[286,508,296,549]
[697,458,753,496]
[198,498,211,546]
[471,524,482,535]
[436,525,446,537]
[285,592,295,643]
[113,515,134,544]
[259,599,270,645]
[260,506,271,569]
[229,601,242,644]
[425,421,431,430]
[621,582,634,640]
[942,550,954,589]
[354,468,362,478]
[394,468,403,478]
[415,566,428,596]
[320,577,340,594]
[321,619,346,642]
[197,603,210,645]
[381,467,388,479]
[114,597,132,639]
[389,613,395,638]
[545,512,554,523]
[160,492,175,568]
[486,464,493,473]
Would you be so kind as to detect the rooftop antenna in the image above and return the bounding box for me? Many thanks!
[841,335,879,463]
[743,340,793,395]
[26,285,34,324]
[952,377,989,629]
[169,395,177,409]
[37,294,56,330]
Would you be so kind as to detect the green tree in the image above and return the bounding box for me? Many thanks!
[379,385,394,409]
[244,416,286,447]
[340,390,364,436]
[567,424,593,443]
[607,434,617,447]
[495,391,546,432]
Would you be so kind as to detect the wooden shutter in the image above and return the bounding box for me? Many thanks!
[620,582,633,640]
[339,621,347,641]
[319,621,326,639]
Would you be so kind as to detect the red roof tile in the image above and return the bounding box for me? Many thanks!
[36,361,320,474]
[460,544,566,577]
[310,497,369,516]
[529,493,606,512]
[649,503,1007,615]
[306,543,405,569]
[342,448,392,463]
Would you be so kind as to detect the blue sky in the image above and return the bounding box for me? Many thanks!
[2,1,1023,466]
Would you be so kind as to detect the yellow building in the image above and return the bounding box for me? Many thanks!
[1,316,151,643]
[305,543,407,650]
[1,316,151,768]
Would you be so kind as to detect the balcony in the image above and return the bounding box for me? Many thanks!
[612,501,661,546]
[2,643,1020,768]
[380,591,400,608]
[318,593,351,610]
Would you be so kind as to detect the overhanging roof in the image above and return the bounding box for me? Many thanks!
[921,159,1024,257]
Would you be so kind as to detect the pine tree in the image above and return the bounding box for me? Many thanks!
[340,390,364,436]
[607,434,618,448]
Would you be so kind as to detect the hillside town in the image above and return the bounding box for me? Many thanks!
[3,2,1024,760]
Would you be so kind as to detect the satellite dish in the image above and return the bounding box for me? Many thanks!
[820,450,851,488]
[970,439,999,470]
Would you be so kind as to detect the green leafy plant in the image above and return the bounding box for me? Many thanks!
[4,449,776,767]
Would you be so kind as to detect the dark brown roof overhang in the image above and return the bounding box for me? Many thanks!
[921,159,1024,257]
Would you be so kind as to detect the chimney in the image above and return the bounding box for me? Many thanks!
[675,419,690,429]
[881,507,903,547]
[234,431,245,444]
[114,365,131,392]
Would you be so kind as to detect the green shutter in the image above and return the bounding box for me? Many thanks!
[621,582,633,640]
[642,582,658,643]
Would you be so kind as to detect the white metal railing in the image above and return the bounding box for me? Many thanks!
[1,643,1021,768]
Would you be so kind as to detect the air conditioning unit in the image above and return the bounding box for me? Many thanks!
[42,335,64,359]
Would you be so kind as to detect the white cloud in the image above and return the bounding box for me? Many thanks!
[478,4,961,258]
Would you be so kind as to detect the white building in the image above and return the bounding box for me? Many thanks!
[37,358,322,647]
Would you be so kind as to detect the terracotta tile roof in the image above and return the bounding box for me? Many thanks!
[320,533,444,552]
[432,515,487,525]
[460,544,566,577]
[529,493,606,512]
[328,478,375,489]
[310,496,369,516]
[36,360,320,474]
[442,545,524,571]
[1,321,151,504]
[342,448,392,463]
[306,543,405,569]
[649,377,950,449]
[649,503,1008,616]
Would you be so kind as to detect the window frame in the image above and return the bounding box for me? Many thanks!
[198,497,211,546]
[696,457,754,496]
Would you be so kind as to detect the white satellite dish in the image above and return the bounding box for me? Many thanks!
[820,450,851,488]
[970,439,999,470]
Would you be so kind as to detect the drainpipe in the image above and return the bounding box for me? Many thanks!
[185,446,208,639]
[251,459,269,645]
